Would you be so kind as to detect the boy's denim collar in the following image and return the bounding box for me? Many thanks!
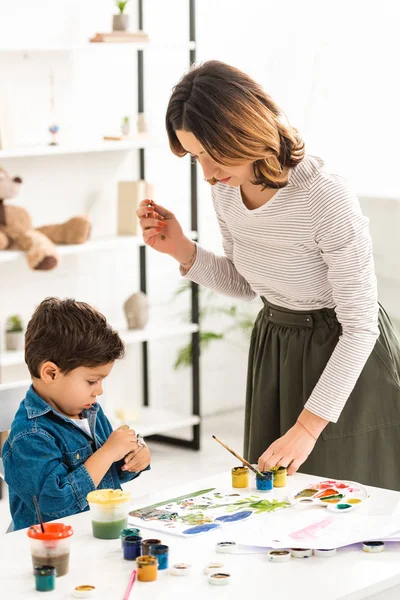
[25,384,99,421]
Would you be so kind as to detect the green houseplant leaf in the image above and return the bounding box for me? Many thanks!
[6,315,23,333]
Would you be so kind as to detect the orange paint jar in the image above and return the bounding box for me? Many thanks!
[136,555,158,582]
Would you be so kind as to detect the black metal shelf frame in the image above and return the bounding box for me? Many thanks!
[138,0,200,450]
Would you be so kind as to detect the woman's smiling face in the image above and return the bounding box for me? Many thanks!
[175,130,254,187]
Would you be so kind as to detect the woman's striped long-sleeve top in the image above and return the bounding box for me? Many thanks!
[183,155,379,422]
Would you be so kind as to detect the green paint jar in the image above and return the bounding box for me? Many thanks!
[34,566,56,592]
[87,489,131,539]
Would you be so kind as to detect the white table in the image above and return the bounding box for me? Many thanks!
[1,471,400,599]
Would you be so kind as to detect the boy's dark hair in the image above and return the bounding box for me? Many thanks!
[25,297,125,378]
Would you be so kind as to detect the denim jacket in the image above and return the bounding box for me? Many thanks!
[2,385,148,531]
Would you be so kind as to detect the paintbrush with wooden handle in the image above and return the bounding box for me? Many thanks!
[212,435,265,478]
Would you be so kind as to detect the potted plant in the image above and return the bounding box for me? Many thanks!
[5,314,24,351]
[113,1,131,32]
[121,116,130,136]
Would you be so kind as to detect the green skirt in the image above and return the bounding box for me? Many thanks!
[244,298,400,490]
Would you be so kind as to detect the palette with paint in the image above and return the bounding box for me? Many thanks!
[289,480,369,513]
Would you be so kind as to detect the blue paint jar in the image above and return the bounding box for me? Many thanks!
[120,527,141,548]
[149,544,169,570]
[123,535,143,560]
[34,566,56,592]
[256,471,274,491]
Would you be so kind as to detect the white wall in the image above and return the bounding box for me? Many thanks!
[0,1,399,424]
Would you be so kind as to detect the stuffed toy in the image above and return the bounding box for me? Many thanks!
[0,166,90,270]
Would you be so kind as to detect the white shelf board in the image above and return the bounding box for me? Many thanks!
[0,231,198,264]
[0,137,150,159]
[0,323,199,367]
[0,235,142,264]
[113,407,200,437]
[0,42,149,52]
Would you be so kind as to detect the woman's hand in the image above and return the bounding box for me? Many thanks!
[136,199,194,263]
[257,422,317,476]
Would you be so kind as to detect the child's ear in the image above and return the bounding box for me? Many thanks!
[40,361,61,383]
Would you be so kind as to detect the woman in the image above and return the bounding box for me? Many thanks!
[137,60,400,490]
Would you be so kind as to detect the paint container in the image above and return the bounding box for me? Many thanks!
[123,535,143,561]
[290,548,313,558]
[136,555,158,582]
[204,562,225,575]
[28,523,74,577]
[231,466,249,488]
[34,566,56,592]
[256,471,274,492]
[362,541,385,553]
[268,549,291,562]
[271,466,287,488]
[216,541,237,554]
[120,527,141,548]
[313,548,337,557]
[149,544,169,570]
[72,585,97,598]
[169,563,192,576]
[142,538,162,556]
[208,573,231,586]
[86,489,131,540]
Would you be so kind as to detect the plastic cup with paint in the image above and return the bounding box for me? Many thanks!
[148,544,169,570]
[28,523,74,577]
[120,527,141,548]
[34,566,56,592]
[231,466,249,488]
[137,555,158,582]
[142,538,162,556]
[123,535,143,560]
[256,470,274,492]
[86,489,131,540]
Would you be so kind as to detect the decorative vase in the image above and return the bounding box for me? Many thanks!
[124,292,149,330]
[121,118,130,137]
[5,331,24,351]
[113,14,129,31]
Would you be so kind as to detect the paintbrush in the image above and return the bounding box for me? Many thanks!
[33,495,45,533]
[212,435,265,478]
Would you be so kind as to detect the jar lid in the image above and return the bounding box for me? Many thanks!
[72,585,96,598]
[313,548,337,557]
[216,541,236,554]
[290,548,313,558]
[86,489,131,505]
[208,572,231,586]
[268,549,291,562]
[28,523,74,540]
[362,541,385,553]
[169,563,191,576]
[204,562,224,575]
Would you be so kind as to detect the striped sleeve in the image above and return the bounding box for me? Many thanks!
[305,175,379,422]
[181,188,257,301]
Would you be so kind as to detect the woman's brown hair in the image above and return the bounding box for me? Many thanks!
[166,60,305,188]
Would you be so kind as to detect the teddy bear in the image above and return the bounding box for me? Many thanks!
[0,166,90,270]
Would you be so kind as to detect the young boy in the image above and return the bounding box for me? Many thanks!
[2,297,151,531]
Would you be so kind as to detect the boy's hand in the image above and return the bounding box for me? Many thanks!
[103,425,137,462]
[121,445,151,473]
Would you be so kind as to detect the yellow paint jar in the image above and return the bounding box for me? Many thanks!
[271,466,287,487]
[231,466,249,488]
[136,555,158,582]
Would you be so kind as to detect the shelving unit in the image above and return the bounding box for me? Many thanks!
[0,0,201,463]
[0,136,150,159]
